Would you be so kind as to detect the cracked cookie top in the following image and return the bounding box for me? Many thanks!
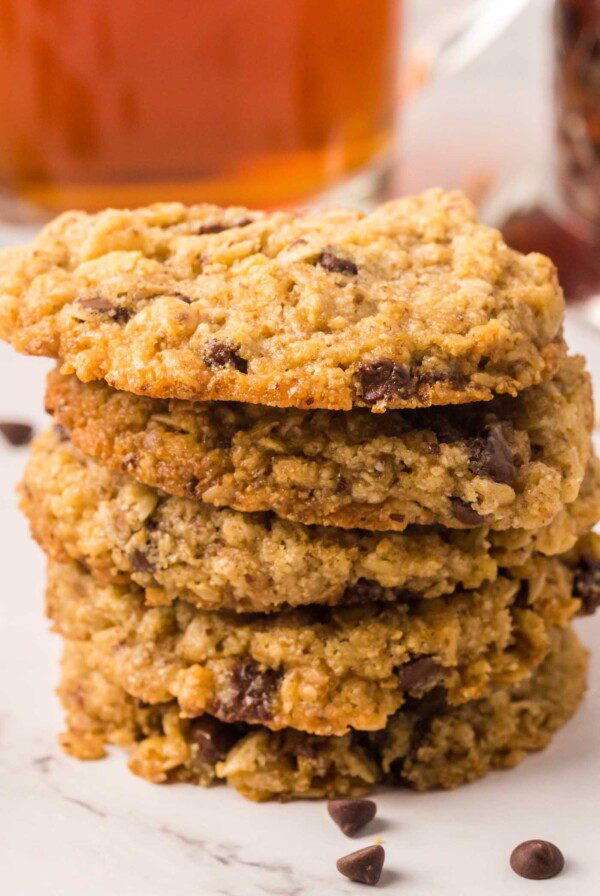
[0,189,565,410]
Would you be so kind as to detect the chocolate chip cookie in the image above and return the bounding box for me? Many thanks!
[21,429,600,612]
[44,356,593,533]
[0,190,565,411]
[47,552,581,736]
[58,626,587,800]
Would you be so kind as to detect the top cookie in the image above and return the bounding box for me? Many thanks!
[0,190,564,411]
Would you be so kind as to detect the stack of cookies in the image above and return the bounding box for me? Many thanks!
[2,189,598,801]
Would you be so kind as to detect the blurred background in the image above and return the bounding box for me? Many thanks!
[0,0,598,300]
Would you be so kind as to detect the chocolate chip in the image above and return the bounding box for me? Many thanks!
[397,656,441,691]
[327,799,377,837]
[203,340,248,373]
[341,579,414,605]
[218,660,280,723]
[317,250,358,275]
[188,715,242,764]
[298,738,329,761]
[0,421,34,446]
[184,476,201,498]
[573,559,600,615]
[53,424,70,442]
[356,359,415,405]
[336,845,385,886]
[343,579,386,603]
[510,840,564,880]
[450,498,485,526]
[77,295,132,323]
[334,475,349,494]
[129,548,155,573]
[197,218,253,235]
[406,687,449,755]
[471,424,516,485]
[172,292,194,304]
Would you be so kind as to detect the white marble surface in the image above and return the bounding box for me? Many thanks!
[0,315,599,896]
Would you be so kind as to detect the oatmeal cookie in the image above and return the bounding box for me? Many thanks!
[58,626,587,800]
[44,355,592,531]
[21,429,600,613]
[47,554,580,736]
[0,190,565,411]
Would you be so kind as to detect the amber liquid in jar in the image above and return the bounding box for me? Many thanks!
[0,0,401,216]
[502,0,600,302]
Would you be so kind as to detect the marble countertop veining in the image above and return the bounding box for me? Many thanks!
[1,315,600,896]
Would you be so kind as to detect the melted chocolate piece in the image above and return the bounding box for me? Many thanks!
[77,295,132,323]
[129,548,155,573]
[197,218,253,235]
[471,424,516,485]
[573,559,600,615]
[218,660,281,723]
[450,498,485,526]
[203,341,248,373]
[397,656,442,691]
[317,250,358,275]
[188,715,242,764]
[356,359,415,405]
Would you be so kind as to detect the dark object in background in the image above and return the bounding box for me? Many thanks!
[0,421,34,447]
[510,840,565,879]
[555,0,600,229]
[502,1,600,304]
[0,0,400,215]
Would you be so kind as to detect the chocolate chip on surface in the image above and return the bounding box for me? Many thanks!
[450,497,485,526]
[219,660,280,723]
[188,715,242,764]
[317,250,358,275]
[573,559,600,615]
[510,840,564,879]
[0,421,34,446]
[203,340,248,373]
[398,656,441,691]
[471,424,516,485]
[356,359,415,405]
[327,799,377,837]
[336,845,385,885]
